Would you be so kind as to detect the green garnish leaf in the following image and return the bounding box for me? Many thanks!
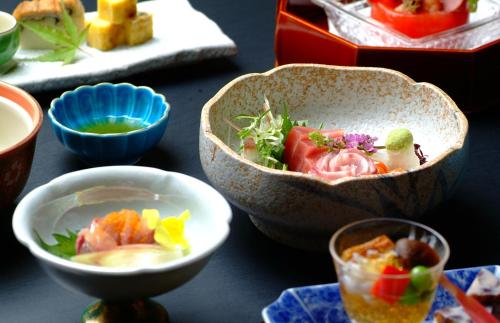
[36,229,78,259]
[308,131,331,148]
[234,98,307,170]
[401,0,421,13]
[19,1,88,64]
[468,0,478,12]
[61,2,78,41]
[77,25,90,46]
[63,48,77,65]
[34,47,76,63]
[21,21,74,47]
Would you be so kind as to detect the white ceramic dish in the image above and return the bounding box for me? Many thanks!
[12,166,232,300]
[0,0,237,92]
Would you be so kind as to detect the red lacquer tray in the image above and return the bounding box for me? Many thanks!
[275,0,500,113]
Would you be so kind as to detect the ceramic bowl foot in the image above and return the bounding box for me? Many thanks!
[248,213,331,251]
[81,299,169,323]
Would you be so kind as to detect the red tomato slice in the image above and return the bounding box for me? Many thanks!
[370,1,469,38]
[371,265,410,304]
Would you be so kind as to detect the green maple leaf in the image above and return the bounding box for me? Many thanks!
[20,1,89,64]
[36,229,78,259]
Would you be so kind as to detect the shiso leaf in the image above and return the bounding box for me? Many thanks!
[36,229,78,259]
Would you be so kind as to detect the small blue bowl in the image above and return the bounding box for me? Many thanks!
[49,83,170,165]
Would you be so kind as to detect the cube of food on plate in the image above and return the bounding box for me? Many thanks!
[87,18,125,51]
[13,0,85,49]
[98,0,137,24]
[124,12,153,46]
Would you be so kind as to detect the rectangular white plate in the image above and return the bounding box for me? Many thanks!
[0,0,237,92]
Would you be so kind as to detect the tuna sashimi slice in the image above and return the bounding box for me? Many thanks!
[283,126,344,173]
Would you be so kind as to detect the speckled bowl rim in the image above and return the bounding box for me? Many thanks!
[48,83,170,138]
[0,80,43,156]
[0,11,17,36]
[201,64,469,187]
[12,166,232,276]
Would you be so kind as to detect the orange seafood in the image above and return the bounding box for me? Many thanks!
[76,209,154,254]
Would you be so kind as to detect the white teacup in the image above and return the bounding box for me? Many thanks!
[0,96,33,152]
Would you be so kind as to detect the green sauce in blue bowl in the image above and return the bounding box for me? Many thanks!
[49,83,171,165]
[0,12,19,66]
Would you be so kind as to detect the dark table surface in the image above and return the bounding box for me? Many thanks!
[0,0,499,322]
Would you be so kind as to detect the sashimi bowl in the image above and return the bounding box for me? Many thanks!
[199,64,468,251]
[12,166,231,320]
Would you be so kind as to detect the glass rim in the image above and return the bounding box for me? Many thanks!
[329,218,450,278]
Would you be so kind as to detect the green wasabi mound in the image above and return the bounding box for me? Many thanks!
[386,128,414,151]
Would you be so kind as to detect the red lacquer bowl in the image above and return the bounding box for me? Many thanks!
[275,0,500,113]
[0,81,42,208]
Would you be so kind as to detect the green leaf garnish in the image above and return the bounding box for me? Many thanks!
[234,97,307,170]
[35,47,76,63]
[468,0,478,12]
[61,3,78,41]
[21,21,74,47]
[20,1,88,64]
[308,131,332,148]
[36,229,78,259]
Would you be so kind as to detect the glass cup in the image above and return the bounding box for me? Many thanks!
[330,218,450,323]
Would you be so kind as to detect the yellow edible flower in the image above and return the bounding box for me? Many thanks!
[142,209,160,230]
[141,209,190,251]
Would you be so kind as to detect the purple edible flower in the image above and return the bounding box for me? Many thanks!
[343,133,378,153]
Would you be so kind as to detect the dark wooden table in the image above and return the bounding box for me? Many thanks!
[0,0,499,322]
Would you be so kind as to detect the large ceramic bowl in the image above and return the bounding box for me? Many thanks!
[48,83,170,165]
[200,64,468,250]
[12,166,232,300]
[0,81,43,208]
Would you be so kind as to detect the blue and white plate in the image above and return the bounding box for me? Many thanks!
[262,265,499,323]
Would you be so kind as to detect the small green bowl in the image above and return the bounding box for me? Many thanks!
[0,11,19,66]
